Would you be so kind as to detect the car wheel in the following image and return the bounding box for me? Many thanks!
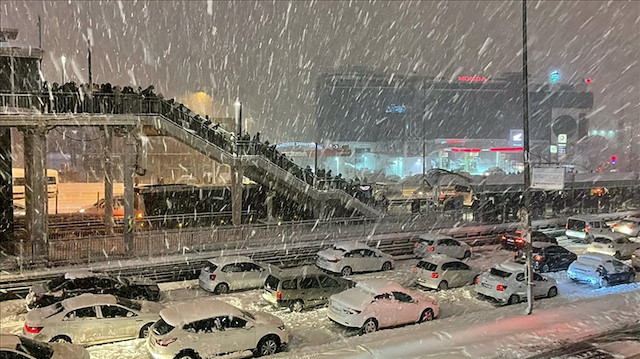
[255,335,280,357]
[214,283,229,295]
[437,281,449,291]
[600,278,609,287]
[50,335,72,344]
[542,264,550,273]
[628,273,636,284]
[547,286,558,298]
[361,318,378,334]
[381,262,392,271]
[289,300,304,312]
[341,266,353,277]
[139,322,154,338]
[463,250,471,259]
[173,350,199,359]
[419,308,434,323]
[507,294,520,305]
[615,251,621,259]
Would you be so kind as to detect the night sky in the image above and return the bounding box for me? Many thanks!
[2,0,638,141]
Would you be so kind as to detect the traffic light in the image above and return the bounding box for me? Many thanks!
[611,156,617,164]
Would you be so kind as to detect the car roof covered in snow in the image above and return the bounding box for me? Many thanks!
[577,252,615,263]
[531,241,555,249]
[355,279,405,295]
[160,299,241,326]
[567,215,605,222]
[495,262,525,273]
[593,232,628,241]
[0,334,21,349]
[207,256,254,266]
[333,242,371,251]
[418,233,452,241]
[63,293,118,309]
[418,254,458,265]
[278,265,323,279]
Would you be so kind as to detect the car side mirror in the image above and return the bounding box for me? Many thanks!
[245,324,255,330]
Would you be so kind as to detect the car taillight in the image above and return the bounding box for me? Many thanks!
[630,225,634,230]
[209,274,216,280]
[515,238,524,245]
[469,247,473,252]
[155,338,177,347]
[24,324,42,334]
[501,235,506,241]
[276,291,282,301]
[534,255,543,262]
[414,243,419,248]
[496,284,506,291]
[474,277,480,284]
[327,258,340,263]
[431,272,439,278]
[585,225,590,234]
[428,246,435,252]
[412,267,417,273]
[135,211,144,219]
[565,223,568,229]
[612,223,618,228]
[515,251,520,258]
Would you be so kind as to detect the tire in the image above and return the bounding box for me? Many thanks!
[341,266,353,277]
[463,250,471,259]
[361,318,378,334]
[214,283,229,295]
[541,264,550,273]
[600,278,609,287]
[381,262,392,271]
[419,308,434,323]
[437,281,449,291]
[547,286,558,298]
[50,335,72,344]
[255,335,280,357]
[289,300,304,312]
[507,294,520,305]
[173,351,199,359]
[629,273,636,284]
[139,322,154,338]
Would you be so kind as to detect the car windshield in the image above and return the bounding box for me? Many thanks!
[567,219,585,231]
[17,337,54,359]
[203,263,218,272]
[416,261,437,271]
[265,275,280,290]
[153,318,175,335]
[490,268,512,278]
[117,297,142,311]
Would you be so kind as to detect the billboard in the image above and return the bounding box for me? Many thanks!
[531,167,565,191]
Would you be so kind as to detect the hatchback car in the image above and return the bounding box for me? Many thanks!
[262,265,354,312]
[612,217,640,237]
[565,216,611,243]
[26,271,161,310]
[23,293,162,346]
[414,255,479,290]
[414,234,472,259]
[514,243,577,273]
[474,262,558,305]
[316,242,394,276]
[147,299,288,359]
[0,334,89,359]
[587,233,640,259]
[567,253,635,287]
[199,256,280,294]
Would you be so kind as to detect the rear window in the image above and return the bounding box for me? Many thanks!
[419,239,434,246]
[593,237,611,244]
[416,261,437,271]
[153,318,175,336]
[117,297,142,311]
[265,275,280,290]
[567,219,586,231]
[203,263,218,272]
[17,337,54,359]
[490,268,512,278]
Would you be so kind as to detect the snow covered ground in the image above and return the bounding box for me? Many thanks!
[2,243,638,358]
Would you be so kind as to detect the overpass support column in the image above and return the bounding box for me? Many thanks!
[121,127,136,251]
[0,128,14,252]
[231,165,244,226]
[104,127,114,235]
[23,126,48,259]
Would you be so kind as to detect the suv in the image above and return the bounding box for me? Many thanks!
[587,233,640,259]
[568,253,635,287]
[262,266,354,312]
[199,256,279,294]
[565,216,611,243]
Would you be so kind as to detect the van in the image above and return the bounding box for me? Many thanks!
[565,216,611,243]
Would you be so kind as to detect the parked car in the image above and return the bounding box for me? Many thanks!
[587,233,640,259]
[22,293,162,346]
[501,230,558,250]
[413,234,472,259]
[316,242,394,276]
[262,265,354,312]
[633,249,640,269]
[0,334,90,359]
[198,256,280,294]
[474,262,558,305]
[565,216,612,243]
[147,299,288,358]
[612,217,640,237]
[414,254,479,290]
[327,279,439,334]
[26,271,161,310]
[514,243,577,273]
[567,253,635,287]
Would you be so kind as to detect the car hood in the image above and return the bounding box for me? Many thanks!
[251,311,284,327]
[140,301,164,314]
[317,249,346,261]
[50,342,91,359]
[330,288,372,311]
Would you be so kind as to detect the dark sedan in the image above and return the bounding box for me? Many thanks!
[515,243,577,273]
[502,230,558,250]
[26,271,161,309]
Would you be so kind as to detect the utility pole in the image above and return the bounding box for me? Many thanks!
[87,37,92,88]
[522,0,534,315]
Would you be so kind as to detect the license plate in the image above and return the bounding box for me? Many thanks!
[481,283,491,289]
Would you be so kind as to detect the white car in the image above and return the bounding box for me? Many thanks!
[567,253,635,287]
[198,256,280,294]
[327,279,439,334]
[23,294,162,345]
[613,217,640,237]
[0,334,90,359]
[414,254,479,290]
[316,242,394,276]
[147,299,289,359]
[565,216,612,243]
[474,262,558,305]
[413,234,472,259]
[587,233,640,259]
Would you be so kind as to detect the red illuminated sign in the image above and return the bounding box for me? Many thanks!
[458,76,487,82]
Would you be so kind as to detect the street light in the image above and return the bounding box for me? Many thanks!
[60,56,67,84]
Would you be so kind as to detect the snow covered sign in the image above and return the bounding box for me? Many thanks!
[531,167,565,190]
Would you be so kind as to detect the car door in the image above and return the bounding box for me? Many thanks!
[298,276,323,307]
[183,318,223,356]
[317,275,343,305]
[217,315,256,353]
[449,240,465,258]
[532,273,551,298]
[617,237,636,257]
[452,261,475,287]
[61,306,101,345]
[221,263,245,290]
[363,249,383,271]
[513,273,527,297]
[98,304,141,341]
[344,250,365,272]
[242,262,266,289]
[369,293,397,328]
[391,291,419,326]
[440,262,459,287]
[554,247,575,270]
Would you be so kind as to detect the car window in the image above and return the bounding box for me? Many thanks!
[416,261,437,271]
[364,249,379,258]
[346,250,363,258]
[153,318,175,335]
[265,275,280,290]
[318,275,340,288]
[441,262,456,271]
[299,277,321,289]
[456,262,471,271]
[116,297,142,311]
[228,316,247,329]
[449,239,460,246]
[592,221,601,229]
[419,239,434,246]
[183,318,214,334]
[374,293,392,301]
[203,263,218,273]
[282,279,297,290]
[515,273,525,282]
[611,260,628,272]
[101,305,136,319]
[617,238,630,244]
[392,291,414,303]
[243,263,262,272]
[533,273,544,281]
[222,264,243,273]
[567,219,585,231]
[65,306,97,321]
[490,268,512,278]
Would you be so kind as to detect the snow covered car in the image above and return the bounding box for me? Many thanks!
[198,256,280,294]
[316,242,394,276]
[587,233,640,259]
[327,279,439,334]
[474,262,558,305]
[26,271,161,310]
[0,334,90,359]
[23,293,162,346]
[567,253,635,287]
[147,299,288,359]
[414,234,472,259]
[612,217,640,237]
[514,243,577,273]
[565,216,612,243]
[414,254,479,290]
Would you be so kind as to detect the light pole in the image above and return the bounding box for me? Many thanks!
[235,100,242,136]
[60,56,66,84]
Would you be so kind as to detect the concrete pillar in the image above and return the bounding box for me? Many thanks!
[231,166,244,226]
[23,127,48,258]
[104,127,114,235]
[122,129,136,250]
[0,128,14,252]
[265,191,275,222]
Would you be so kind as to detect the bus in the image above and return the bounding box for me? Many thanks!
[12,168,59,200]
